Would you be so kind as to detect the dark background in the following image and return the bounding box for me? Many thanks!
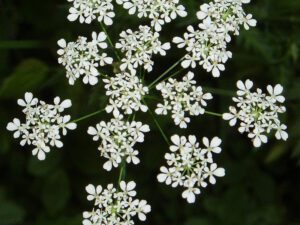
[1,0,300,224]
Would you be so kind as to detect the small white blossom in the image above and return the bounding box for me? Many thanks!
[87,118,150,171]
[173,0,256,77]
[83,182,151,225]
[7,92,77,160]
[116,0,187,31]
[116,25,171,72]
[157,134,225,203]
[223,79,288,147]
[155,72,213,128]
[67,0,115,25]
[57,32,113,85]
[103,71,148,118]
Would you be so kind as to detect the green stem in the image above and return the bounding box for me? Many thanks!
[150,68,184,90]
[205,111,223,117]
[143,100,170,145]
[0,40,46,49]
[148,57,184,89]
[118,161,126,185]
[71,108,106,123]
[100,22,121,61]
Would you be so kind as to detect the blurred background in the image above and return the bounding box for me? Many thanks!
[1,0,300,224]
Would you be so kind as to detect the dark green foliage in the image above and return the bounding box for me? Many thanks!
[0,0,300,224]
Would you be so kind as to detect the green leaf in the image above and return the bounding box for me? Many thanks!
[265,144,287,163]
[0,59,48,98]
[0,199,25,225]
[41,170,70,214]
[27,152,61,177]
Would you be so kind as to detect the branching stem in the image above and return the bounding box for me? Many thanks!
[71,108,106,123]
[143,100,170,145]
[148,57,184,89]
[205,111,223,117]
[100,22,121,61]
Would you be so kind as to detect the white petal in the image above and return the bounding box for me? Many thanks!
[171,135,180,145]
[211,137,221,147]
[37,150,46,160]
[214,168,225,177]
[60,99,72,108]
[57,39,66,48]
[86,184,95,195]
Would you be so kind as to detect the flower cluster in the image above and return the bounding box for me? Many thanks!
[57,32,113,85]
[155,72,213,128]
[6,92,77,160]
[87,118,150,171]
[116,25,171,72]
[67,0,115,25]
[173,0,257,77]
[103,71,149,118]
[83,181,151,225]
[116,0,187,31]
[223,79,288,147]
[157,135,225,203]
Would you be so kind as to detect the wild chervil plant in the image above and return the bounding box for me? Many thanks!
[7,0,288,224]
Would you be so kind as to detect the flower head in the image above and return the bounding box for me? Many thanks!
[67,0,115,25]
[223,79,288,147]
[103,71,149,118]
[83,181,151,225]
[116,0,187,31]
[7,92,77,160]
[155,72,213,128]
[173,0,256,77]
[57,32,113,85]
[116,25,170,72]
[87,118,150,171]
[157,134,225,203]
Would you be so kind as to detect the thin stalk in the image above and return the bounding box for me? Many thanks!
[71,108,106,123]
[118,161,126,185]
[205,111,223,117]
[100,22,121,61]
[148,57,184,89]
[149,68,184,90]
[143,100,170,145]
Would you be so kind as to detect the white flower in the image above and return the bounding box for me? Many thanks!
[223,79,288,147]
[120,181,136,197]
[157,134,225,203]
[83,182,151,225]
[86,184,102,201]
[7,92,77,160]
[173,0,256,77]
[155,72,213,128]
[17,92,38,110]
[57,32,113,85]
[103,71,148,117]
[67,0,115,25]
[116,25,170,72]
[87,118,150,171]
[182,185,200,203]
[136,200,151,221]
[202,136,222,158]
[116,0,187,31]
[266,84,285,103]
[204,163,225,184]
